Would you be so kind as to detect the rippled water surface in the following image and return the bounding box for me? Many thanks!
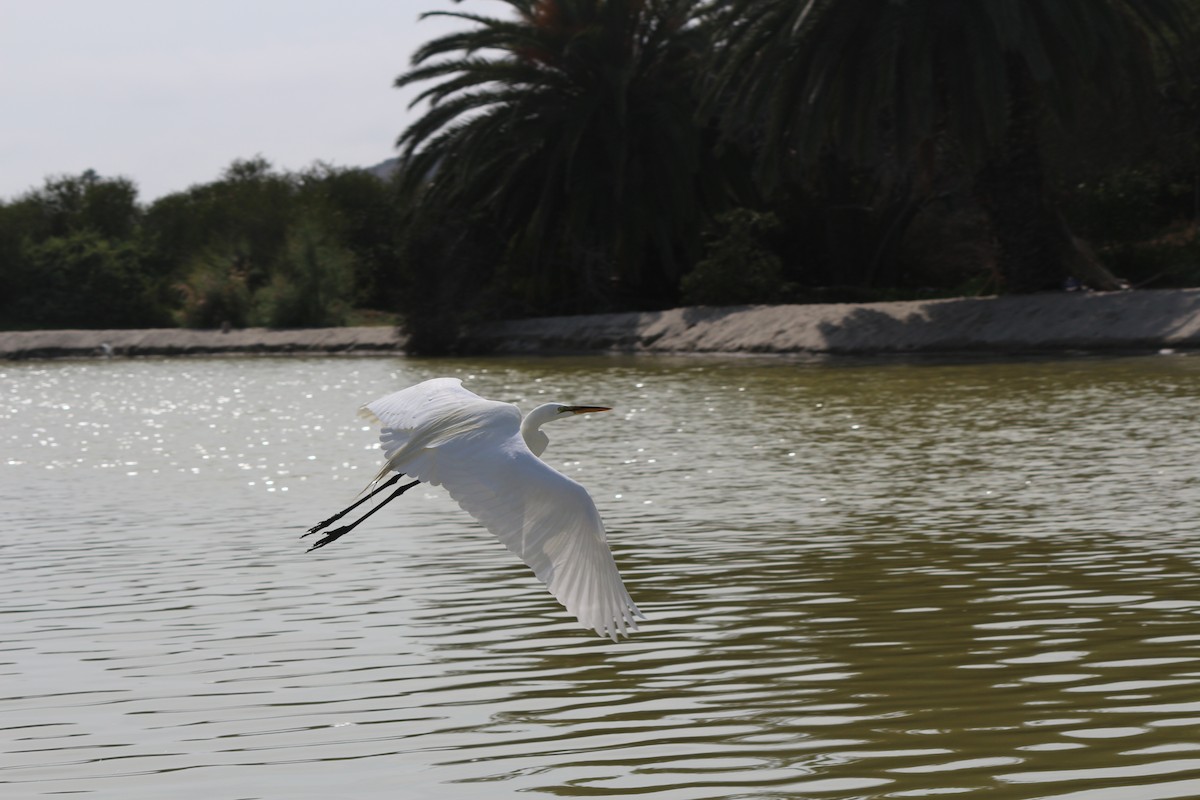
[4,353,1200,799]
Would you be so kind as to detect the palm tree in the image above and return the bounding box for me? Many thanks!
[709,0,1192,293]
[395,0,731,312]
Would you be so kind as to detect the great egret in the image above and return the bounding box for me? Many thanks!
[305,377,643,639]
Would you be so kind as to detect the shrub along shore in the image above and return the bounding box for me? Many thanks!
[3,289,1200,360]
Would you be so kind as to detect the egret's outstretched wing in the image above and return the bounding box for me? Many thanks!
[362,378,520,484]
[362,379,642,639]
[405,434,642,639]
[362,378,487,431]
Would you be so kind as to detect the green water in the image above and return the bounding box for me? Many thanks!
[2,353,1200,798]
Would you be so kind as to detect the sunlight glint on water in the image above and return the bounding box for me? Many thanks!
[2,354,1200,799]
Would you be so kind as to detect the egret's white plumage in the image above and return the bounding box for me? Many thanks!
[344,378,643,639]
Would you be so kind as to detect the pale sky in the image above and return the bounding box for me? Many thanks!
[0,0,496,202]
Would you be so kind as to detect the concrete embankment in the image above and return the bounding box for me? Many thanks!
[471,289,1200,355]
[0,326,405,360]
[3,289,1200,360]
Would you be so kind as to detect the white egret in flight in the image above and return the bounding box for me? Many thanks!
[305,377,643,639]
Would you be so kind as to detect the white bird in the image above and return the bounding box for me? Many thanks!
[305,377,643,639]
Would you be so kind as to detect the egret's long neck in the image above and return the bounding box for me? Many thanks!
[520,403,561,457]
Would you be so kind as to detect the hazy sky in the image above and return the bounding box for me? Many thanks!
[0,0,496,202]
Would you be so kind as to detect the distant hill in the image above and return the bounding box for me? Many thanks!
[365,157,400,181]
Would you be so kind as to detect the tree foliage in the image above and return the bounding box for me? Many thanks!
[13,232,166,328]
[681,209,787,305]
[0,160,400,330]
[0,173,167,329]
[706,0,1195,293]
[710,0,1190,170]
[2,0,1200,339]
[256,219,356,328]
[394,0,739,316]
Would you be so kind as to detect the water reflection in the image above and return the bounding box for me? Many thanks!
[2,354,1200,798]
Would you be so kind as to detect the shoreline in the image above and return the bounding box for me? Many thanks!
[0,326,406,360]
[4,288,1200,360]
[470,288,1200,356]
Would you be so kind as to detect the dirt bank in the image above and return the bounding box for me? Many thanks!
[3,289,1199,360]
[471,289,1200,355]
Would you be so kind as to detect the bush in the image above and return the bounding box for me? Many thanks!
[254,220,355,328]
[392,207,509,355]
[1100,230,1200,288]
[1064,168,1184,245]
[681,209,789,305]
[176,255,253,329]
[9,232,169,328]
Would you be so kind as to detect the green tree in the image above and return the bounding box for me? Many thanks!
[16,170,142,241]
[12,232,166,328]
[0,171,173,328]
[393,207,507,354]
[0,199,28,324]
[174,251,254,329]
[710,0,1193,293]
[295,164,404,311]
[681,208,786,305]
[255,218,356,328]
[143,157,296,294]
[395,0,732,313]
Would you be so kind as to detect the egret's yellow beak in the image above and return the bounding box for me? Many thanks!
[562,405,611,415]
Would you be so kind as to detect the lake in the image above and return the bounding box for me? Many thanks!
[3,352,1200,799]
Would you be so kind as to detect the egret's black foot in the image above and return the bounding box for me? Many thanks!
[304,516,338,537]
[302,477,420,553]
[303,473,406,538]
[306,525,353,552]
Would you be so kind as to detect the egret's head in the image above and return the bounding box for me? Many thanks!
[526,402,611,428]
[521,403,611,456]
[556,404,611,417]
[539,403,612,428]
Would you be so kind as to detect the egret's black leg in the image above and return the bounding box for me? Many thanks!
[306,479,420,552]
[305,473,403,537]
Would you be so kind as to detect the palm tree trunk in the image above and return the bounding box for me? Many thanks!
[973,61,1067,294]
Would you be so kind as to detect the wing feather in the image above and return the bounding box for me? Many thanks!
[363,378,515,478]
[364,379,643,639]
